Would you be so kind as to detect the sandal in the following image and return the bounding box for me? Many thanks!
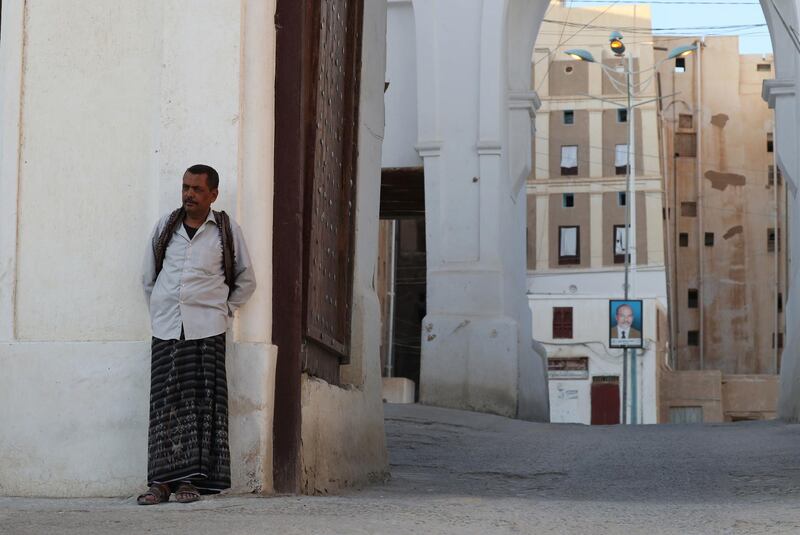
[137,483,170,505]
[174,482,201,503]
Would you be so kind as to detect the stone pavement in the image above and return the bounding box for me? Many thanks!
[3,403,800,534]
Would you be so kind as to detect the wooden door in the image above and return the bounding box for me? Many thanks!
[591,376,620,425]
[302,0,364,384]
[273,0,364,494]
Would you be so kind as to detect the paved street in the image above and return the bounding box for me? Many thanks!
[4,403,800,534]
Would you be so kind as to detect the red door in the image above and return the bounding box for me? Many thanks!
[591,377,620,425]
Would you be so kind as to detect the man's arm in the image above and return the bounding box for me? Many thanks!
[142,219,161,307]
[227,220,257,314]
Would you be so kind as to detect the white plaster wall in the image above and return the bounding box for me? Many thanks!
[761,0,800,421]
[528,267,668,305]
[402,0,549,421]
[15,1,163,341]
[383,0,421,168]
[532,291,660,425]
[0,0,278,496]
[300,0,389,493]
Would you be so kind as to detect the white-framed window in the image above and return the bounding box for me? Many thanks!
[614,224,629,264]
[615,144,628,175]
[559,226,579,264]
[561,145,578,176]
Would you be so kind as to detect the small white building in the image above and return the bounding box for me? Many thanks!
[529,289,668,425]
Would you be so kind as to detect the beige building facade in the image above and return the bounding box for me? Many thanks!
[656,35,785,422]
[527,5,667,425]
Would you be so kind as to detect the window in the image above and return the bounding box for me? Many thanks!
[768,228,779,252]
[613,225,629,264]
[681,202,697,217]
[675,57,686,73]
[768,133,774,153]
[778,167,783,185]
[705,232,715,246]
[558,226,580,265]
[688,289,698,308]
[675,133,697,157]
[679,233,689,247]
[678,114,693,129]
[563,110,575,125]
[778,293,783,313]
[768,165,775,186]
[553,307,573,339]
[617,109,628,123]
[615,144,629,175]
[688,330,699,346]
[773,332,784,349]
[563,193,575,208]
[617,192,627,206]
[561,145,578,176]
[757,63,772,72]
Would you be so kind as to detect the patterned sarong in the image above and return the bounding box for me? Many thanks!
[147,333,231,494]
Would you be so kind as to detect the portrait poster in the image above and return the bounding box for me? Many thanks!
[609,299,643,349]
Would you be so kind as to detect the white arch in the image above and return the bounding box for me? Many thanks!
[762,0,800,420]
[388,0,800,422]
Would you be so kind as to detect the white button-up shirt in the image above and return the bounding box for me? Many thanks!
[142,209,257,340]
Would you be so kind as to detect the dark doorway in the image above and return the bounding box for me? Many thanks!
[591,376,621,425]
[379,167,425,398]
[272,0,364,494]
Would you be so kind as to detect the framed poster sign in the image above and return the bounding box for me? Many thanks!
[609,299,643,349]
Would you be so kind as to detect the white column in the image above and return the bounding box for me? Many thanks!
[536,193,550,270]
[590,190,603,268]
[414,0,549,421]
[535,111,550,179]
[589,110,603,178]
[760,0,800,421]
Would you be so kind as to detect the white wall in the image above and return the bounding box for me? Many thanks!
[761,0,800,421]
[383,0,421,169]
[531,288,661,425]
[0,0,278,496]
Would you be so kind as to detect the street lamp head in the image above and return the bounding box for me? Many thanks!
[564,49,596,63]
[667,44,696,60]
[609,31,625,56]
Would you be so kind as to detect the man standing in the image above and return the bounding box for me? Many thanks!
[139,164,256,504]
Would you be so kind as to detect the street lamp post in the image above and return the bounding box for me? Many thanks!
[564,36,694,425]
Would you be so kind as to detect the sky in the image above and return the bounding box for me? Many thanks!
[570,0,772,54]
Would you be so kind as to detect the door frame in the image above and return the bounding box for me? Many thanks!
[272,0,311,494]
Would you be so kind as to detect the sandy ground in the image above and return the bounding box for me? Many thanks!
[3,403,800,534]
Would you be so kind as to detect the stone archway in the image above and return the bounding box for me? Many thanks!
[384,0,800,422]
[761,0,800,420]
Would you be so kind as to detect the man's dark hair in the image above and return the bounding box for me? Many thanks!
[186,164,219,190]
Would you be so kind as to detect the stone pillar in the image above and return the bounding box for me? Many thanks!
[761,0,800,421]
[413,0,549,420]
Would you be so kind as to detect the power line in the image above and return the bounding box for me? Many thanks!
[543,19,766,33]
